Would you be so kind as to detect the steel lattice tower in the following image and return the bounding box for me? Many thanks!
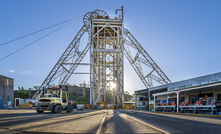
[32,7,171,108]
[87,10,124,106]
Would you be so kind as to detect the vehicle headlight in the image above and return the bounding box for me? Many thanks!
[51,99,55,102]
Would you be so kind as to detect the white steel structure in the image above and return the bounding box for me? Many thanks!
[89,10,124,107]
[32,7,171,108]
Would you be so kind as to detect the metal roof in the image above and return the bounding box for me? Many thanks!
[152,81,221,96]
[149,72,221,92]
[0,74,13,80]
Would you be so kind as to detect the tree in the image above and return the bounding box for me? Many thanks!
[18,86,25,91]
[69,87,90,104]
[66,83,72,86]
[17,90,29,99]
[33,86,40,90]
[79,81,89,87]
[17,87,31,99]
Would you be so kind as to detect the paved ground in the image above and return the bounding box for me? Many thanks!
[120,110,221,134]
[0,109,105,134]
[1,109,221,133]
[104,110,162,133]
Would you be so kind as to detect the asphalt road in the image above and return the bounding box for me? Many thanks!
[119,110,221,134]
[0,109,105,134]
[1,109,221,134]
[104,110,163,133]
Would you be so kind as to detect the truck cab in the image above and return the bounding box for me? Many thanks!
[36,85,73,113]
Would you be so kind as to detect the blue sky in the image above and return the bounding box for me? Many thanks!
[0,0,221,94]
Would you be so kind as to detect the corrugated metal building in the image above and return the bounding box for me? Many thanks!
[135,72,221,110]
[0,75,14,106]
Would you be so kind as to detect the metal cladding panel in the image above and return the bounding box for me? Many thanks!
[0,75,14,105]
[0,97,3,106]
[149,72,221,92]
[9,79,14,106]
[0,76,3,97]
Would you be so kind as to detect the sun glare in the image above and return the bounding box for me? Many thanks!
[111,83,116,89]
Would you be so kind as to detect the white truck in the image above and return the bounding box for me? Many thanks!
[77,104,84,110]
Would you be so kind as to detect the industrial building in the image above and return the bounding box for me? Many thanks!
[135,72,221,110]
[0,75,14,106]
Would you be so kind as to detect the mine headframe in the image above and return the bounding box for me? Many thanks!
[32,8,171,108]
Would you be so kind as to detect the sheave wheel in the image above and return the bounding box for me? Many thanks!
[36,106,44,113]
[55,105,62,113]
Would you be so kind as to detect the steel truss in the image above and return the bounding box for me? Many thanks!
[90,16,124,107]
[124,28,171,88]
[32,25,90,100]
[33,9,171,108]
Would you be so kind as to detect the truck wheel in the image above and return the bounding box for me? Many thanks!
[55,105,62,113]
[36,106,44,113]
[51,107,55,113]
[67,106,73,113]
[70,106,73,112]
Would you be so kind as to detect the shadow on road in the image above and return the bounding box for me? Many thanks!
[104,110,136,133]
[0,110,105,134]
[121,110,221,134]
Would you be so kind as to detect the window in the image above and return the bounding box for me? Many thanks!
[168,98,176,103]
[143,101,145,105]
[155,100,160,103]
[199,93,213,97]
[151,96,154,100]
[162,100,167,104]
[7,79,9,101]
[191,97,198,104]
[139,97,143,101]
[150,96,157,100]
[189,95,198,103]
[217,94,221,101]
[179,97,185,103]
[62,91,66,103]
[144,97,148,101]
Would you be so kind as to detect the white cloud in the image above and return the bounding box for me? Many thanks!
[20,71,32,75]
[9,70,15,73]
[28,71,32,74]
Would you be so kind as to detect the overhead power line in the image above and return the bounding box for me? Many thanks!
[0,15,83,62]
[0,15,83,47]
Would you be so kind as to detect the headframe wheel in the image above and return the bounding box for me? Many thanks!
[83,10,108,23]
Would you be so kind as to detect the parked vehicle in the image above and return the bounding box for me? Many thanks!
[36,85,73,113]
[77,104,84,110]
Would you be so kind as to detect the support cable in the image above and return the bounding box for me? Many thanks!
[0,15,83,62]
[0,15,83,47]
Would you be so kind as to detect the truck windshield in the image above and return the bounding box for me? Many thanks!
[44,90,60,98]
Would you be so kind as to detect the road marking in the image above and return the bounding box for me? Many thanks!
[96,110,108,134]
[124,113,170,134]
